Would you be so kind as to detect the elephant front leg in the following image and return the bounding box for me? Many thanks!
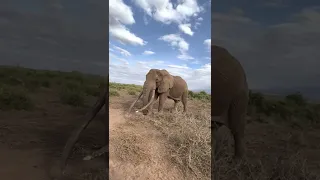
[148,93,159,114]
[158,94,167,113]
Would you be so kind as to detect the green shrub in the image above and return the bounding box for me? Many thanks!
[188,90,211,101]
[128,90,136,95]
[285,92,306,106]
[59,89,85,107]
[63,82,82,91]
[0,86,34,110]
[109,89,120,97]
[85,85,101,97]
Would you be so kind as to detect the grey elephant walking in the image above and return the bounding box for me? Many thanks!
[212,45,249,159]
[128,69,188,115]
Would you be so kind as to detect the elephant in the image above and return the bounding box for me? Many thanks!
[128,69,188,115]
[212,45,249,159]
[58,82,108,177]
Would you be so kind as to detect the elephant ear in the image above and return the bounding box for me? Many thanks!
[158,70,174,93]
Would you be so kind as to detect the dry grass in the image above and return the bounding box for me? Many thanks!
[110,82,320,180]
[109,83,212,179]
[213,152,318,180]
[212,121,319,180]
[146,111,211,179]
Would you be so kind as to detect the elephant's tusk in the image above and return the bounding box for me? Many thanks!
[136,90,155,112]
[127,91,143,114]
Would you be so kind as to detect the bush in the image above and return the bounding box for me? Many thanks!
[189,90,211,101]
[59,88,86,107]
[85,85,101,97]
[285,92,306,106]
[127,90,136,95]
[109,89,120,97]
[0,86,34,110]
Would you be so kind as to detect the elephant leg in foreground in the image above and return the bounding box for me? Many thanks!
[59,90,107,176]
[144,92,159,115]
[83,144,108,161]
[158,93,168,112]
[227,91,248,158]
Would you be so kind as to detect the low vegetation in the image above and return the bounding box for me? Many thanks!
[0,65,106,110]
[248,90,320,127]
[213,90,320,180]
[109,82,212,101]
[0,66,319,180]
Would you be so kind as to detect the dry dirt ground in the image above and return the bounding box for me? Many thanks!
[109,96,195,180]
[1,88,320,180]
[0,88,106,180]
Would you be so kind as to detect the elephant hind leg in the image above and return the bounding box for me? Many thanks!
[227,91,248,159]
[181,91,188,112]
[173,100,179,112]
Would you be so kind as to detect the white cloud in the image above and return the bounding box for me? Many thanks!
[110,53,129,65]
[113,45,132,56]
[197,17,203,21]
[109,0,146,45]
[159,34,189,52]
[143,50,155,55]
[167,64,190,69]
[191,60,200,64]
[211,6,320,89]
[109,61,211,90]
[178,23,194,36]
[194,22,201,29]
[159,34,194,60]
[177,53,194,60]
[203,39,211,51]
[133,0,203,24]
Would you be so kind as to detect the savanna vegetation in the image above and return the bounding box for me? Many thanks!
[0,65,319,180]
[214,90,320,180]
[0,65,107,179]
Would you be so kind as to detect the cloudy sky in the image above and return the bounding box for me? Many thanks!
[213,0,320,91]
[109,0,211,91]
[0,0,108,75]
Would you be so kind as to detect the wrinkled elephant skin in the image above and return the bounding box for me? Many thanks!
[212,45,249,159]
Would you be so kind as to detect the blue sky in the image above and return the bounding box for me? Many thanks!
[212,0,320,90]
[109,0,211,91]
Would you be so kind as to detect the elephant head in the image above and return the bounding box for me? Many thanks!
[128,69,174,115]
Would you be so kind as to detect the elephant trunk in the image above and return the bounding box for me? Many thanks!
[59,91,106,175]
[130,81,154,112]
[137,90,155,112]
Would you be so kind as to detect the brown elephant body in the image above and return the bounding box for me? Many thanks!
[212,45,249,159]
[128,69,188,115]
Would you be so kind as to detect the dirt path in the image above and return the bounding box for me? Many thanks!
[108,107,185,180]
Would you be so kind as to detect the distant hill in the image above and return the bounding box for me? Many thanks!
[253,87,320,102]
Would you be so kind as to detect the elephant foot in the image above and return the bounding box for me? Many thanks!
[142,109,149,115]
[83,155,93,161]
[232,154,247,163]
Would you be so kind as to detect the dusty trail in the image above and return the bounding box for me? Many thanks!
[109,107,184,180]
